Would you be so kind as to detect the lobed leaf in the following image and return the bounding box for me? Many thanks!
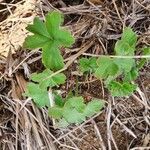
[79,57,98,73]
[24,11,75,71]
[23,34,50,49]
[26,17,50,38]
[107,81,137,97]
[138,47,150,69]
[55,29,75,47]
[63,108,86,124]
[114,40,135,56]
[121,27,137,48]
[114,27,137,56]
[42,42,64,70]
[25,83,50,107]
[56,118,69,128]
[114,58,135,73]
[48,106,63,119]
[95,56,118,79]
[124,67,138,81]
[64,97,86,112]
[31,69,66,89]
[83,99,104,117]
[45,11,63,37]
[48,96,105,127]
[54,94,65,107]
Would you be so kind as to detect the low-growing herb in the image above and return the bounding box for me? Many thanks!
[24,11,74,71]
[49,96,104,127]
[79,27,150,96]
[24,11,149,128]
[24,11,105,128]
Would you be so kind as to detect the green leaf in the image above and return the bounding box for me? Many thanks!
[56,118,69,128]
[24,11,74,71]
[95,56,118,79]
[124,67,138,81]
[105,76,119,85]
[79,58,90,73]
[45,11,64,37]
[23,34,50,49]
[65,90,74,100]
[107,81,137,97]
[48,106,63,119]
[114,40,135,56]
[64,97,86,112]
[114,27,137,56]
[55,29,75,47]
[138,59,146,69]
[42,42,64,71]
[121,27,137,48]
[54,94,65,107]
[114,58,135,73]
[48,96,105,127]
[138,47,150,69]
[31,69,66,89]
[93,28,139,97]
[79,57,98,73]
[83,99,104,117]
[143,47,150,57]
[26,17,50,38]
[63,108,86,124]
[45,11,74,47]
[25,83,50,107]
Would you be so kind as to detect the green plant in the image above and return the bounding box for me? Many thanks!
[79,57,98,73]
[24,11,74,71]
[79,27,150,96]
[24,11,105,128]
[138,47,150,69]
[24,69,66,107]
[49,96,104,127]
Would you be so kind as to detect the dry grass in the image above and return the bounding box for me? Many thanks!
[0,0,37,57]
[0,0,150,149]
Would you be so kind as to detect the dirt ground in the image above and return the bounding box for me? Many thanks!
[0,0,150,150]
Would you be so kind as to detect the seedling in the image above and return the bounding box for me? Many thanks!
[49,96,104,127]
[24,11,105,127]
[79,27,150,96]
[24,11,149,127]
[24,11,74,71]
